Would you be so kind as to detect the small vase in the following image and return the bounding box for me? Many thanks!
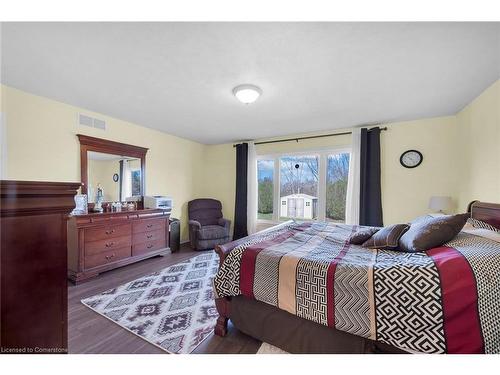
[72,194,88,215]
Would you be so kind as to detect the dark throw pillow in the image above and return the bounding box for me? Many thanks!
[349,227,381,245]
[398,213,469,253]
[361,224,410,249]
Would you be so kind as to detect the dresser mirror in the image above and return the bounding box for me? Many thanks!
[78,134,148,207]
[87,151,142,203]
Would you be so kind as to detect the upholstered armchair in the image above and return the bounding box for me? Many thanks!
[188,198,231,250]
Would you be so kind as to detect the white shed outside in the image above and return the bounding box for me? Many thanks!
[280,193,318,219]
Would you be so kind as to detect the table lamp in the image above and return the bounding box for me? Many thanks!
[429,196,452,214]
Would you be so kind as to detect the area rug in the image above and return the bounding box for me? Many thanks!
[81,251,219,354]
[257,342,289,354]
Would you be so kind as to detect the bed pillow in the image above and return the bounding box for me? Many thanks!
[398,213,469,253]
[361,224,410,249]
[409,214,433,224]
[466,217,500,233]
[461,222,500,243]
[349,227,380,245]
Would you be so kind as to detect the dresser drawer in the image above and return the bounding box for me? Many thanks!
[132,239,166,256]
[133,218,166,234]
[85,236,132,256]
[133,228,165,245]
[85,223,131,242]
[85,247,131,269]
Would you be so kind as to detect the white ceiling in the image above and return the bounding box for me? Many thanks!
[1,22,499,144]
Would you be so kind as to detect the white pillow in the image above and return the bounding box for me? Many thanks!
[467,218,500,233]
[462,222,500,243]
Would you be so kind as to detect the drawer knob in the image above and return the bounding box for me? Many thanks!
[105,253,115,260]
[147,224,153,228]
[147,244,153,249]
[147,234,153,239]
[105,229,115,235]
[105,242,114,248]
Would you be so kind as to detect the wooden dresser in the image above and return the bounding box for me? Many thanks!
[1,180,81,353]
[67,209,170,283]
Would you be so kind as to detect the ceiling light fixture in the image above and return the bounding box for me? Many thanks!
[233,84,262,104]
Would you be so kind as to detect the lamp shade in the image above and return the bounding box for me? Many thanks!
[428,196,452,213]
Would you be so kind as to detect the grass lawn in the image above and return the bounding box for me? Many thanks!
[257,212,273,220]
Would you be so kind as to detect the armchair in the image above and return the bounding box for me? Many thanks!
[188,199,231,250]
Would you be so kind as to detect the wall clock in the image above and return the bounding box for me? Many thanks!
[113,173,119,182]
[400,150,423,168]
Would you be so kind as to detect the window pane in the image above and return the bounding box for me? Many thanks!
[326,153,350,222]
[257,160,274,220]
[279,155,318,220]
[131,170,141,196]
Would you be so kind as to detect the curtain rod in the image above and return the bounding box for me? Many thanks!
[232,126,387,148]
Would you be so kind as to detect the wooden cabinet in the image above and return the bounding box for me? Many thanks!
[1,180,81,353]
[67,209,170,283]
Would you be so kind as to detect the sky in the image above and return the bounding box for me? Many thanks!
[257,159,274,180]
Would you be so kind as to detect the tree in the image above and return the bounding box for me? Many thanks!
[325,153,350,221]
[280,156,319,196]
[258,178,273,214]
[327,153,350,182]
[326,179,348,220]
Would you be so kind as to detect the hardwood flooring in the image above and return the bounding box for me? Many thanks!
[68,244,261,354]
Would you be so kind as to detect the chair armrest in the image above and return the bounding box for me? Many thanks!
[218,218,231,229]
[188,220,202,229]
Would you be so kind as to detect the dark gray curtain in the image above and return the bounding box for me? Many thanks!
[119,160,124,201]
[233,143,248,240]
[359,127,383,226]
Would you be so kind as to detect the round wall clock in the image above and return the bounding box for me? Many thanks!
[113,173,119,182]
[400,150,423,168]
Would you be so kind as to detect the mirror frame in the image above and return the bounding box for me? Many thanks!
[77,134,148,204]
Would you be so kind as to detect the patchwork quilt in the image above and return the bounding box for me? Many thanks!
[213,221,500,354]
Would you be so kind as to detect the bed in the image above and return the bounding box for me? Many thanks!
[212,201,500,354]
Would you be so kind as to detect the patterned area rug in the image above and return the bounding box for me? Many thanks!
[81,251,219,354]
[257,342,289,354]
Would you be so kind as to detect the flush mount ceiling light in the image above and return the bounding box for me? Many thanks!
[233,84,262,104]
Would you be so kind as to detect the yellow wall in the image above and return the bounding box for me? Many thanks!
[87,158,121,202]
[0,85,205,241]
[456,79,500,210]
[201,80,499,229]
[2,79,498,240]
[381,116,459,224]
[201,144,236,225]
[202,118,460,230]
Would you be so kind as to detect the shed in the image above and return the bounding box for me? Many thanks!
[280,193,318,219]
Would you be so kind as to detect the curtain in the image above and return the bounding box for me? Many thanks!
[359,127,383,226]
[119,160,124,201]
[247,141,257,235]
[120,159,131,201]
[233,143,249,240]
[345,128,361,225]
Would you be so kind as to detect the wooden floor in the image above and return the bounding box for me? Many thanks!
[68,244,261,354]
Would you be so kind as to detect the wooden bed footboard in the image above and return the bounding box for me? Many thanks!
[214,242,239,337]
[214,297,231,336]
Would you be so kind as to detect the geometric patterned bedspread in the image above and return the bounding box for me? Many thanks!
[213,221,500,354]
